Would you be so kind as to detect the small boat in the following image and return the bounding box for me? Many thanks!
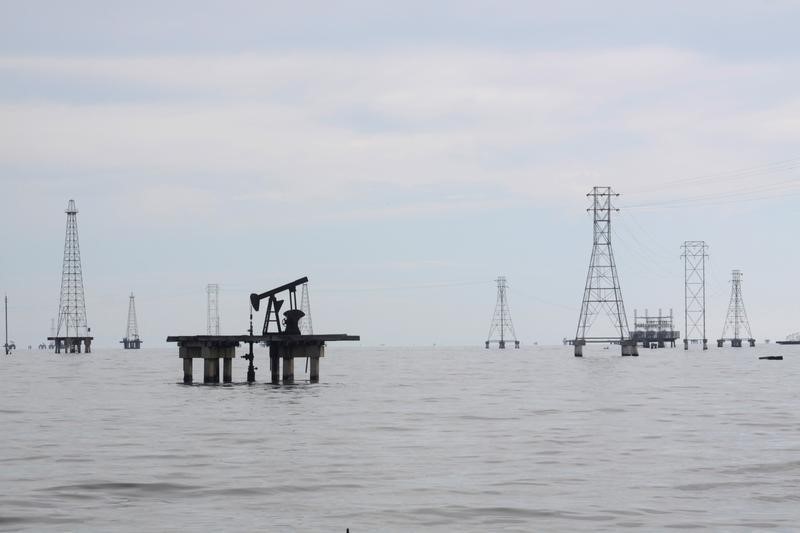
[759,356,783,360]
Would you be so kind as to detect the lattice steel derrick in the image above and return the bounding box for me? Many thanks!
[207,284,220,335]
[299,283,313,335]
[486,276,519,348]
[720,270,753,341]
[681,241,708,348]
[56,200,89,338]
[126,293,140,340]
[575,187,630,343]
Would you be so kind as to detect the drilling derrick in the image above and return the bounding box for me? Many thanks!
[299,282,314,335]
[717,270,755,347]
[49,199,93,354]
[207,284,220,335]
[121,293,142,349]
[485,276,520,349]
[681,241,708,350]
[573,187,637,357]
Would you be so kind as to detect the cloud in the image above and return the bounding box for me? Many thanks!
[0,46,798,224]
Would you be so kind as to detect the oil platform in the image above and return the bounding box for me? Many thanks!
[48,200,93,353]
[121,293,142,349]
[167,277,359,384]
[631,309,680,348]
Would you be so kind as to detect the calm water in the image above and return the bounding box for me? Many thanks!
[2,344,800,531]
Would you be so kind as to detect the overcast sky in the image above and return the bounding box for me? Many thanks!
[1,1,799,347]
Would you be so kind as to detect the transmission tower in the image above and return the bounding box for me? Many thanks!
[574,187,637,357]
[485,276,520,349]
[207,283,220,335]
[299,282,313,335]
[717,269,755,347]
[681,241,708,350]
[121,293,141,349]
[53,199,92,353]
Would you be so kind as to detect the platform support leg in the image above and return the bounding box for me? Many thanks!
[223,358,232,383]
[204,358,220,384]
[283,356,294,383]
[269,344,280,384]
[84,339,92,354]
[574,340,584,357]
[310,357,319,383]
[183,358,193,384]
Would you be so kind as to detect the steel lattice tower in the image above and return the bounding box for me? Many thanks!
[681,241,708,350]
[574,187,636,357]
[718,270,755,347]
[207,284,220,335]
[56,200,90,339]
[299,283,313,335]
[121,293,141,349]
[485,276,519,349]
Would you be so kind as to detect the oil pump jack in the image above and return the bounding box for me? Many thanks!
[243,277,309,382]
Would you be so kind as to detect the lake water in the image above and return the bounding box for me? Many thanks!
[2,343,800,531]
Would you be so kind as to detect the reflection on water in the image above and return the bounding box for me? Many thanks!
[1,344,800,531]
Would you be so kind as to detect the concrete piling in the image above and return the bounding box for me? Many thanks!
[204,358,220,383]
[183,358,193,384]
[573,340,585,357]
[168,334,358,386]
[269,344,280,384]
[223,358,232,383]
[282,355,294,383]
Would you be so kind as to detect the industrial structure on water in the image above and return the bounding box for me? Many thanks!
[573,187,638,357]
[121,293,141,349]
[48,200,93,354]
[717,269,756,347]
[631,309,679,348]
[485,276,519,348]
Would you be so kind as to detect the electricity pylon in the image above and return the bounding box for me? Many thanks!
[574,187,637,357]
[681,241,708,350]
[486,276,519,349]
[717,270,755,347]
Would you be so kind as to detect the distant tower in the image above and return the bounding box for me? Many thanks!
[574,187,636,357]
[51,199,93,354]
[485,276,519,349]
[207,284,220,335]
[717,270,755,347]
[121,293,141,349]
[681,241,708,350]
[299,283,313,335]
[4,294,9,355]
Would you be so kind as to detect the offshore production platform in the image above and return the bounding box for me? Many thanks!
[167,277,359,384]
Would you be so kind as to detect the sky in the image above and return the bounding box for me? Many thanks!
[1,1,799,347]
